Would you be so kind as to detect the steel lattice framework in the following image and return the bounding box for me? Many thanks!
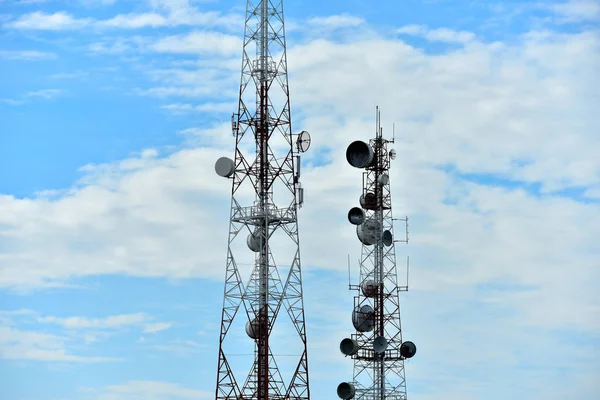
[213,0,310,399]
[338,109,416,400]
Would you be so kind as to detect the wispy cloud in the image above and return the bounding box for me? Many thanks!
[151,31,241,55]
[26,88,63,99]
[6,11,92,30]
[396,24,476,44]
[551,0,600,22]
[0,325,119,362]
[0,98,25,106]
[0,50,57,60]
[307,14,365,28]
[88,380,211,399]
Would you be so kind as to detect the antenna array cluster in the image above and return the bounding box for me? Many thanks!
[337,109,416,400]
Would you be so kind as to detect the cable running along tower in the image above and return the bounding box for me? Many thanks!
[214,0,310,399]
[337,108,416,400]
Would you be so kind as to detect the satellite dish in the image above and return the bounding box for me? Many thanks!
[400,341,417,358]
[378,173,389,185]
[346,140,375,168]
[337,382,356,399]
[339,338,359,356]
[361,279,376,297]
[348,207,365,225]
[296,131,311,152]
[389,149,397,160]
[373,336,388,354]
[382,230,393,246]
[359,192,377,210]
[245,318,259,339]
[215,157,235,177]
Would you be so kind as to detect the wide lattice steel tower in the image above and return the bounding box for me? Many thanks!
[213,0,311,399]
[337,109,417,400]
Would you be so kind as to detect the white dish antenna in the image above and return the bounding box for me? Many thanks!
[356,218,381,246]
[373,336,388,354]
[215,157,235,178]
[296,131,311,153]
[389,149,397,160]
[245,318,258,339]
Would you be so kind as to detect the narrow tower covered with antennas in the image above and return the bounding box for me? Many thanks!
[337,108,416,400]
[213,0,311,398]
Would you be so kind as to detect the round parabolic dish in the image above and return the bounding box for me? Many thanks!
[297,131,311,152]
[352,305,374,332]
[339,338,359,356]
[348,207,365,225]
[359,192,377,210]
[373,336,388,354]
[378,173,389,185]
[337,382,356,399]
[346,141,374,169]
[361,279,377,297]
[246,229,262,252]
[245,318,259,339]
[400,341,417,358]
[382,230,393,246]
[215,157,235,177]
[357,218,381,245]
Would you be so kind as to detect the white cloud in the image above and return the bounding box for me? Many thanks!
[25,88,63,99]
[551,0,600,22]
[6,11,92,30]
[0,325,118,362]
[89,380,211,399]
[150,31,242,55]
[0,98,25,106]
[162,102,236,114]
[38,313,151,329]
[4,3,241,31]
[397,24,476,43]
[0,50,57,60]
[143,322,172,333]
[307,14,365,29]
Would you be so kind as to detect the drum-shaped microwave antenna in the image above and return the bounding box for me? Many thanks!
[356,218,382,246]
[346,141,375,169]
[378,173,389,186]
[348,207,365,225]
[296,130,311,153]
[389,148,397,160]
[215,157,235,178]
[245,318,259,339]
[373,336,388,354]
[400,341,417,358]
[340,338,359,356]
[359,192,377,210]
[337,382,356,399]
[361,279,377,298]
[352,305,374,332]
[382,230,393,247]
[246,228,262,252]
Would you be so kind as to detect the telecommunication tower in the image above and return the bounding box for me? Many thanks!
[213,0,311,399]
[337,108,417,400]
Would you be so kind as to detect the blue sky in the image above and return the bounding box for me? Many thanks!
[1,0,599,399]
